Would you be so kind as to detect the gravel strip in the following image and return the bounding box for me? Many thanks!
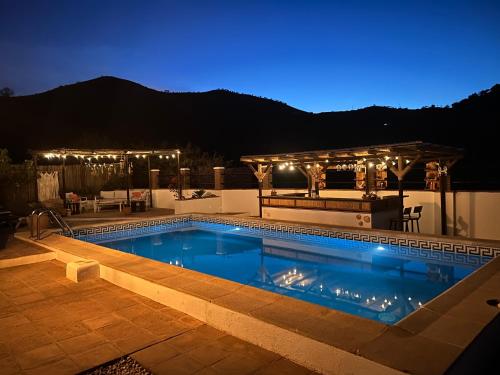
[82,356,152,375]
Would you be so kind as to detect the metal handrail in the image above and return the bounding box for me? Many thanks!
[33,208,74,240]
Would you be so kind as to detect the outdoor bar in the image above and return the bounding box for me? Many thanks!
[241,141,463,233]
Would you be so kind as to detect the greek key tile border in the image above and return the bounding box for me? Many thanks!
[189,215,500,259]
[65,214,500,259]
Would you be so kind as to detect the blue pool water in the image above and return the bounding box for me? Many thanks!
[90,223,489,323]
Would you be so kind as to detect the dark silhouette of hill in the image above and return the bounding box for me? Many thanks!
[1,76,499,188]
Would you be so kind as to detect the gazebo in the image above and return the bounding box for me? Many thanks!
[241,141,463,234]
[31,148,181,207]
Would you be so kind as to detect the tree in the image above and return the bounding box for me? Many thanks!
[0,87,14,97]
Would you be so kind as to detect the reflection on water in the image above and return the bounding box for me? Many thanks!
[101,229,488,324]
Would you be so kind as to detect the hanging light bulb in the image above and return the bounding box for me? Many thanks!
[171,154,176,158]
[159,155,163,159]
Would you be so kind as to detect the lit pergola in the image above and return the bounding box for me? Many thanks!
[241,141,463,234]
[31,148,182,206]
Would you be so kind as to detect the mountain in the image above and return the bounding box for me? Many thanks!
[1,76,499,188]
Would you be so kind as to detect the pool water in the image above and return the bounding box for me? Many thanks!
[95,226,488,324]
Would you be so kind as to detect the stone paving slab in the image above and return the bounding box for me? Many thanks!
[0,260,315,375]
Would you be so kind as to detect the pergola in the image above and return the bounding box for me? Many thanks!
[31,148,182,207]
[241,141,463,234]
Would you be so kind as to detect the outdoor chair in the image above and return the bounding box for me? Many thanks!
[408,206,423,233]
[390,207,412,231]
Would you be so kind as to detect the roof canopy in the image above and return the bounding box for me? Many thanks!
[31,148,181,160]
[240,141,463,164]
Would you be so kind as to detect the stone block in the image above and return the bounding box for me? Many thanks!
[66,260,100,283]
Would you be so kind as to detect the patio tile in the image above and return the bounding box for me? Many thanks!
[22,305,68,321]
[112,329,159,354]
[213,290,276,313]
[46,321,91,341]
[254,358,312,375]
[70,342,122,372]
[193,367,219,375]
[0,342,9,359]
[178,314,204,328]
[0,313,31,328]
[81,313,125,330]
[418,314,486,348]
[150,353,205,375]
[0,355,21,375]
[95,320,138,341]
[133,315,192,338]
[186,342,231,366]
[10,291,46,305]
[16,343,65,370]
[23,357,79,375]
[131,340,180,367]
[9,332,54,354]
[57,332,108,355]
[115,303,154,320]
[358,326,463,375]
[210,352,271,375]
[167,329,216,352]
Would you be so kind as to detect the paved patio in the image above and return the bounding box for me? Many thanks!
[0,259,315,375]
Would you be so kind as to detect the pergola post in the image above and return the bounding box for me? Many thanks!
[365,160,371,197]
[147,155,153,208]
[389,155,421,231]
[438,159,459,235]
[125,155,131,205]
[177,152,182,200]
[248,163,273,218]
[61,155,66,200]
[440,170,447,235]
[33,154,38,202]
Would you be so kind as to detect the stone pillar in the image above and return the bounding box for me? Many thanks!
[213,167,225,190]
[150,169,160,189]
[180,168,190,189]
[262,168,272,189]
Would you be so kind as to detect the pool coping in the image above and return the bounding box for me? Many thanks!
[15,214,500,375]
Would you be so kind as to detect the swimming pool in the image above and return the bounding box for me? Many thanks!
[79,219,490,324]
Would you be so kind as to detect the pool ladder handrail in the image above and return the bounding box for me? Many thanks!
[30,208,74,240]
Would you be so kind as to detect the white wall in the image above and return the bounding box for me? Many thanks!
[102,189,500,241]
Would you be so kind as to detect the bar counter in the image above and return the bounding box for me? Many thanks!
[260,194,401,229]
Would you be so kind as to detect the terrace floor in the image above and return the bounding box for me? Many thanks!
[0,248,316,374]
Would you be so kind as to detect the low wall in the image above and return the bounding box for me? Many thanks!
[174,196,222,214]
[102,189,500,241]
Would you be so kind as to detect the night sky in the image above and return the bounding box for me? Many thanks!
[1,0,499,112]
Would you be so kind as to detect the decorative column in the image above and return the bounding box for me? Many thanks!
[438,164,449,235]
[150,169,160,189]
[213,167,225,190]
[180,168,190,189]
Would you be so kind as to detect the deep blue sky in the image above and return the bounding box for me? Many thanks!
[1,0,499,112]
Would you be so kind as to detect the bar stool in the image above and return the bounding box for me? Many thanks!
[408,206,423,233]
[390,207,412,231]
